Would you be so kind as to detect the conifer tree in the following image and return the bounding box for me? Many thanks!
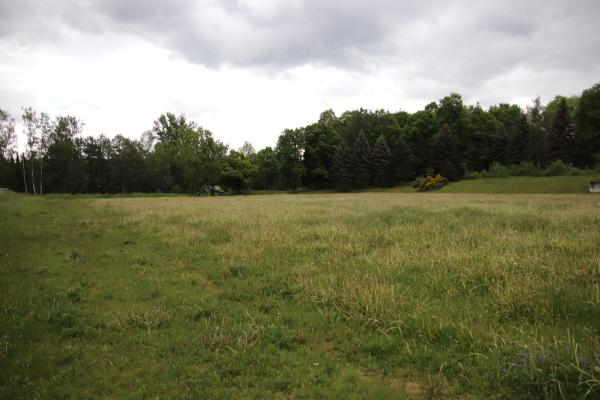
[547,98,575,163]
[575,83,600,167]
[351,130,370,187]
[507,115,530,164]
[331,139,353,191]
[14,154,23,191]
[494,125,508,164]
[431,124,464,181]
[371,135,392,187]
[392,135,412,181]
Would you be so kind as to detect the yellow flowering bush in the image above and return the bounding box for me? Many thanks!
[418,174,449,191]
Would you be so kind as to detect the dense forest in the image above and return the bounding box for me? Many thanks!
[1,82,599,194]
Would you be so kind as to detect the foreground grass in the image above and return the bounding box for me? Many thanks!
[1,191,599,399]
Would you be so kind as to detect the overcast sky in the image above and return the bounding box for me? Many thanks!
[1,0,599,150]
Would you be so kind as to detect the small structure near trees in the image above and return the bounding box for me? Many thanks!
[589,181,600,193]
[199,185,224,196]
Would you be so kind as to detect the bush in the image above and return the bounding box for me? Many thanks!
[544,160,573,176]
[170,184,182,194]
[487,162,510,178]
[418,174,449,191]
[412,177,423,188]
[471,160,583,179]
[463,170,481,180]
[508,162,543,177]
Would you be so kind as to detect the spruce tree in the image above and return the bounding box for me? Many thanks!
[507,115,530,164]
[547,98,575,163]
[431,124,464,181]
[351,131,371,187]
[494,125,508,164]
[371,135,392,187]
[392,135,412,181]
[331,139,353,191]
[575,83,600,167]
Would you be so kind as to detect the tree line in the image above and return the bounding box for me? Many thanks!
[1,82,599,194]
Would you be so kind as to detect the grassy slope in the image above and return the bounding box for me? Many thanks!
[440,174,600,194]
[1,192,599,399]
[306,174,600,195]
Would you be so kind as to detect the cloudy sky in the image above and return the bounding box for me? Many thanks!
[1,0,599,150]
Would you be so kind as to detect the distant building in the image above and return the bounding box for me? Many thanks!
[589,181,600,193]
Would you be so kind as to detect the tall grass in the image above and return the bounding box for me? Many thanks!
[1,192,599,398]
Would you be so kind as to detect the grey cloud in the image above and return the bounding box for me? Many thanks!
[1,0,599,92]
[0,0,431,68]
[87,0,431,69]
[483,14,535,37]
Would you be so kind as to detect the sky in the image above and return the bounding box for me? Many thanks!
[1,0,599,150]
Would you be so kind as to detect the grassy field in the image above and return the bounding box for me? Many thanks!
[1,190,599,399]
[440,175,600,194]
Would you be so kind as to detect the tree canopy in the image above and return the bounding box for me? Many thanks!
[2,82,600,194]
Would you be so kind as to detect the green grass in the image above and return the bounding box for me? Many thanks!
[440,174,600,194]
[307,174,600,195]
[1,191,599,399]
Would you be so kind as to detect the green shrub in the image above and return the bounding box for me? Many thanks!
[170,184,182,194]
[509,162,543,177]
[487,162,511,178]
[544,160,571,176]
[463,170,481,180]
[470,160,584,179]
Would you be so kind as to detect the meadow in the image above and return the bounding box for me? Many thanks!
[1,187,599,399]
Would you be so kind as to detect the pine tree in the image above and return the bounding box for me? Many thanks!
[574,83,600,167]
[494,125,508,164]
[431,124,464,181]
[507,115,529,164]
[392,135,412,181]
[331,139,353,191]
[371,135,392,187]
[547,98,575,163]
[351,131,370,187]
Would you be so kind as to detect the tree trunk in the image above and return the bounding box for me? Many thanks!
[39,157,43,195]
[22,155,28,193]
[30,157,37,195]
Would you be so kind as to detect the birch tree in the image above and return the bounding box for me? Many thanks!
[37,112,53,195]
[0,109,17,160]
[22,107,38,195]
[0,109,18,190]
